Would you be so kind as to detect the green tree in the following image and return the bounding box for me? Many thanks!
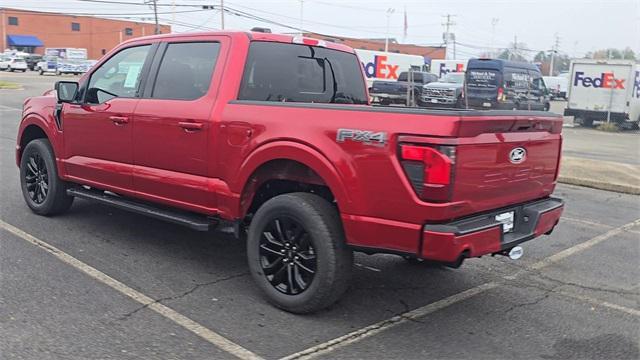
[588,48,636,60]
[534,51,549,63]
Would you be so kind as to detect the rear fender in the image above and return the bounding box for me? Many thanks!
[231,141,353,218]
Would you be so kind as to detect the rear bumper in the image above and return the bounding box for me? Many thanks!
[421,197,564,262]
[371,93,406,101]
[342,197,564,263]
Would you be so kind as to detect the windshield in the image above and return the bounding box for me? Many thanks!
[441,73,465,84]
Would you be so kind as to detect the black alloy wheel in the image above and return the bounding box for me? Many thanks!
[24,152,49,204]
[259,216,316,295]
[20,139,74,215]
[247,192,353,313]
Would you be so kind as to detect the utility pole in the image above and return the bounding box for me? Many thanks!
[385,8,395,52]
[490,18,498,58]
[549,32,560,76]
[146,0,160,34]
[510,35,518,60]
[442,14,456,60]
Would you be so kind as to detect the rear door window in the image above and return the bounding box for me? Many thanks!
[238,42,367,104]
[151,42,221,100]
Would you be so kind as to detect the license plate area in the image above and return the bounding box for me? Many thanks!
[482,102,492,107]
[495,211,515,233]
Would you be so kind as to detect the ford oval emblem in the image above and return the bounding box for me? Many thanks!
[509,147,527,164]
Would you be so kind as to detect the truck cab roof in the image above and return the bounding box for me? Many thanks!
[118,30,356,54]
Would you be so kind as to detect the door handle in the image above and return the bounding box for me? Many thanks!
[109,116,129,125]
[178,121,204,131]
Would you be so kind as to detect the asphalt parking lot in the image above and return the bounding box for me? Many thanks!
[1,72,639,360]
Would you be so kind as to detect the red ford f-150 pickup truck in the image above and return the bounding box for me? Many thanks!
[16,31,564,313]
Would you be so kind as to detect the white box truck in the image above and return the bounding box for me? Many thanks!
[564,59,639,128]
[429,59,467,78]
[354,49,426,88]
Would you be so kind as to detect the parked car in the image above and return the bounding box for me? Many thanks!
[0,57,28,72]
[543,76,568,100]
[370,71,438,105]
[421,72,465,107]
[17,32,564,313]
[37,56,58,75]
[465,58,550,111]
[25,54,43,71]
[0,55,11,70]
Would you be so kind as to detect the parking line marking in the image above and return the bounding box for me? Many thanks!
[560,216,613,229]
[529,218,640,271]
[282,218,640,360]
[280,282,499,360]
[0,104,21,111]
[557,290,640,317]
[0,219,264,360]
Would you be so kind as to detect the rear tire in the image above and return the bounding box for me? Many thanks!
[20,139,74,216]
[247,192,353,313]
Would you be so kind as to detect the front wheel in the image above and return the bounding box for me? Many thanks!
[247,192,353,313]
[20,139,74,216]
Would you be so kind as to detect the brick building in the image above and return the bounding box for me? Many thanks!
[303,32,446,62]
[0,8,170,59]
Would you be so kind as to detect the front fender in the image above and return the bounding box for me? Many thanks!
[16,111,64,175]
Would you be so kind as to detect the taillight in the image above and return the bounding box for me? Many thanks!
[399,144,456,202]
[497,87,504,102]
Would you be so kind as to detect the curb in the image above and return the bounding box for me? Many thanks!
[558,176,640,195]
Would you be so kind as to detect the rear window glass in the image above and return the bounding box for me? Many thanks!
[466,69,499,88]
[238,42,367,104]
[398,72,424,82]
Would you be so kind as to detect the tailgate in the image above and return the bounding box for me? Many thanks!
[452,115,562,212]
[397,113,562,215]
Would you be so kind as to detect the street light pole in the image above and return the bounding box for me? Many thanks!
[220,0,225,29]
[385,8,394,52]
[299,0,304,36]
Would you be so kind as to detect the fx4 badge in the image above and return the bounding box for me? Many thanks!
[336,128,387,146]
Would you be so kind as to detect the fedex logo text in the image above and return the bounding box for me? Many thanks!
[573,71,625,89]
[634,71,639,99]
[439,63,465,77]
[362,55,400,79]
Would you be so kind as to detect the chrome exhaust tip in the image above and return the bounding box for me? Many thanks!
[508,246,524,260]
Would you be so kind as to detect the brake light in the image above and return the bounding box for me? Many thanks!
[399,144,455,202]
[292,36,327,47]
[497,87,505,102]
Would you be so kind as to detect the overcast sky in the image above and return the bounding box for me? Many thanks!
[2,0,638,59]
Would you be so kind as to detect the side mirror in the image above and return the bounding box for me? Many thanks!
[55,81,79,103]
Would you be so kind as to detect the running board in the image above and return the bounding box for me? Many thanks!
[66,187,215,231]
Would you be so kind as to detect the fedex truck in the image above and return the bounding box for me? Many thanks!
[429,59,468,78]
[354,49,426,87]
[564,59,639,128]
